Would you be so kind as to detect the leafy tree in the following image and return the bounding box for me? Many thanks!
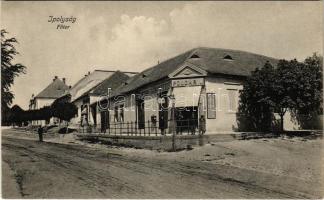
[51,101,77,132]
[291,54,323,129]
[273,59,299,131]
[238,62,276,132]
[239,54,323,132]
[1,29,26,124]
[9,104,24,126]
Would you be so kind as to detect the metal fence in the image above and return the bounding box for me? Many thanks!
[79,119,202,136]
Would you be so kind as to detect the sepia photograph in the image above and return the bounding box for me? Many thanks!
[1,1,323,199]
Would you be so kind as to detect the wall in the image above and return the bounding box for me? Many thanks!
[76,132,280,151]
[31,98,55,126]
[282,112,323,131]
[204,76,243,133]
[102,76,245,134]
[35,98,55,109]
[108,89,166,126]
[70,99,83,126]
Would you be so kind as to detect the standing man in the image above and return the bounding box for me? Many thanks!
[159,115,165,135]
[199,115,206,135]
[37,125,44,142]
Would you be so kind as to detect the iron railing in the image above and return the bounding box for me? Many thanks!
[79,119,201,136]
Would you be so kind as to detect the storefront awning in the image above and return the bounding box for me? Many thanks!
[172,86,201,107]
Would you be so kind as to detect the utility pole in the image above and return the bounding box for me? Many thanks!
[169,94,176,151]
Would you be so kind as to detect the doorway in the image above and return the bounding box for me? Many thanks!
[100,110,109,133]
[175,106,198,134]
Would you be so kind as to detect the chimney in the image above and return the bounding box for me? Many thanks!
[88,71,90,75]
[62,78,66,84]
[53,76,58,82]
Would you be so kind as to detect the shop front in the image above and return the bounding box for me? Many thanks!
[170,77,205,134]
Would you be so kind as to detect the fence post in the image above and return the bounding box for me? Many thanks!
[187,119,190,135]
[120,122,122,136]
[148,120,150,136]
[143,121,146,136]
[131,122,133,136]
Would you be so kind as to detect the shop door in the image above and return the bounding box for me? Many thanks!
[137,99,145,129]
[175,106,198,133]
[100,110,110,132]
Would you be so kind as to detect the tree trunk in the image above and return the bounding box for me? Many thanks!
[280,114,284,133]
[65,121,69,135]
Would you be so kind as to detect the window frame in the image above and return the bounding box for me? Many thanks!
[206,93,216,119]
[227,89,238,113]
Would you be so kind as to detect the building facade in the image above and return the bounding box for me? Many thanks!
[29,76,69,126]
[97,47,298,134]
[61,70,137,129]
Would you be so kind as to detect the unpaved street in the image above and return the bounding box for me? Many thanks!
[2,130,323,198]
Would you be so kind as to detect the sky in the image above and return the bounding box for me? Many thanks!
[1,1,323,109]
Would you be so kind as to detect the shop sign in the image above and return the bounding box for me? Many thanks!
[171,78,204,87]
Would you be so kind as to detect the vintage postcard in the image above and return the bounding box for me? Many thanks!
[1,1,323,199]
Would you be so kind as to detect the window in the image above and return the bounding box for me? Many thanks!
[207,93,216,119]
[190,54,200,58]
[227,89,238,112]
[223,55,233,60]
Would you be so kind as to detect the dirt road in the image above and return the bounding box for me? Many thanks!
[2,130,322,198]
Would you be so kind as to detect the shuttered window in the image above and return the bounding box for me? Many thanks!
[207,93,216,119]
[227,89,238,112]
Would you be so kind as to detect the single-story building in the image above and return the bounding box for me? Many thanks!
[99,47,290,134]
[59,70,137,129]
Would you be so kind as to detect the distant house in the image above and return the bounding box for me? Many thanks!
[29,76,69,126]
[57,70,137,129]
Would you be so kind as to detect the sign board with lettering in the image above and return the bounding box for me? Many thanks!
[171,78,205,88]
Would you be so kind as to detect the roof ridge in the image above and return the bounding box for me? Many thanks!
[140,48,196,75]
[35,78,69,98]
[193,46,279,60]
[94,69,138,74]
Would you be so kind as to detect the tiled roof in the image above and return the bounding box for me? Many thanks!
[35,78,69,99]
[68,70,116,102]
[91,71,130,96]
[112,47,278,96]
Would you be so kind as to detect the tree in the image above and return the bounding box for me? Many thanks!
[273,59,299,131]
[1,29,26,124]
[290,54,323,129]
[239,54,323,132]
[9,104,24,126]
[51,101,77,133]
[238,61,276,132]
